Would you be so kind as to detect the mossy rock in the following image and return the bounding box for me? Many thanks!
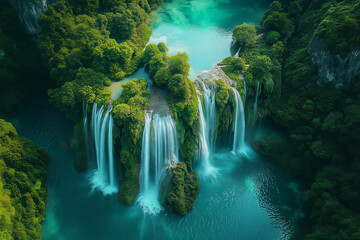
[163,162,200,215]
[118,176,139,206]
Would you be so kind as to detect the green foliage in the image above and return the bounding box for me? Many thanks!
[262,1,293,42]
[112,78,150,205]
[227,18,282,122]
[69,0,100,15]
[154,67,171,87]
[131,22,152,55]
[248,55,272,82]
[148,0,164,10]
[48,68,111,120]
[315,0,360,57]
[255,0,360,238]
[37,0,164,207]
[38,0,155,120]
[157,42,169,53]
[232,23,257,49]
[214,80,235,141]
[264,77,274,94]
[0,119,50,239]
[148,53,167,78]
[139,44,201,214]
[168,52,190,76]
[164,162,200,215]
[106,12,135,40]
[112,104,131,126]
[168,74,190,101]
[0,169,14,240]
[218,57,246,81]
[141,44,160,65]
[215,81,230,113]
[93,39,134,80]
[264,31,281,45]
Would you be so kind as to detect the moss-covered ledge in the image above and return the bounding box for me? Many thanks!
[162,162,200,216]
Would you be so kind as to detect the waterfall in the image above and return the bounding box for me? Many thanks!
[140,112,152,196]
[232,88,245,153]
[204,86,216,150]
[233,47,241,58]
[253,80,259,125]
[198,97,210,164]
[84,103,117,194]
[108,116,115,186]
[197,84,217,176]
[243,78,247,104]
[138,112,178,214]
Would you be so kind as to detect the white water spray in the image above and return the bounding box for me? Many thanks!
[84,103,117,194]
[232,88,245,153]
[197,84,218,176]
[138,112,179,214]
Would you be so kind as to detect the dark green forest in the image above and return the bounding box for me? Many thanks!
[252,0,360,239]
[0,119,50,239]
[223,0,360,239]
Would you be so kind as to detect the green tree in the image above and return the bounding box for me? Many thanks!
[232,23,257,49]
[168,74,190,101]
[263,11,293,42]
[148,53,167,78]
[157,42,169,53]
[169,52,190,76]
[141,44,160,64]
[154,67,171,87]
[250,55,272,80]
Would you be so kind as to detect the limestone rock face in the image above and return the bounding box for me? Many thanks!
[7,0,58,36]
[195,66,233,89]
[308,36,360,88]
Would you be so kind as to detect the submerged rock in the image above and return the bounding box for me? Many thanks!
[308,36,360,88]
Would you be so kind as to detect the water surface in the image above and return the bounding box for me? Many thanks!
[149,0,271,78]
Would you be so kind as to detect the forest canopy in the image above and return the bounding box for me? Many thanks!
[0,119,50,240]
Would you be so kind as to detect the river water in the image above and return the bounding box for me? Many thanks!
[9,0,304,239]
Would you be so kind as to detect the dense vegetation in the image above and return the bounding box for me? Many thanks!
[220,19,279,128]
[140,43,200,215]
[113,78,150,205]
[0,2,51,239]
[246,0,360,239]
[163,162,200,216]
[0,119,51,239]
[0,0,48,115]
[38,0,200,214]
[37,0,160,204]
[39,0,161,121]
